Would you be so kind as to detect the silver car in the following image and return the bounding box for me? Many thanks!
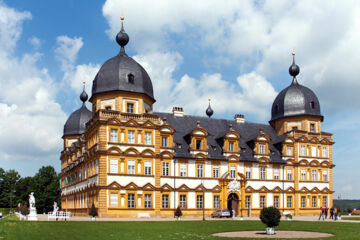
[211,209,231,218]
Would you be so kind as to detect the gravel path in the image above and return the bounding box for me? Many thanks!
[212,231,334,239]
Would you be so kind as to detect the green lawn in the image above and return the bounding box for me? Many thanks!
[0,208,10,216]
[342,217,360,221]
[1,216,360,240]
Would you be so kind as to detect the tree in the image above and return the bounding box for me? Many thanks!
[0,169,20,208]
[260,207,281,228]
[16,177,35,205]
[32,166,60,213]
[175,206,182,218]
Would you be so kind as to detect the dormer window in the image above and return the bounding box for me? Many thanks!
[310,101,315,109]
[259,144,265,154]
[229,142,234,152]
[105,106,111,110]
[162,137,167,147]
[127,103,134,113]
[128,73,134,84]
[196,140,202,150]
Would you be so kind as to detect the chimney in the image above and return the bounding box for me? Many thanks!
[172,107,184,117]
[234,114,245,123]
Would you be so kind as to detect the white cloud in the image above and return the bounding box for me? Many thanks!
[28,36,41,50]
[0,2,66,169]
[134,52,277,120]
[55,35,100,95]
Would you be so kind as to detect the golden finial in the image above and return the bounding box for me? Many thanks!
[120,16,124,21]
[208,98,211,102]
[82,80,86,85]
[292,46,296,56]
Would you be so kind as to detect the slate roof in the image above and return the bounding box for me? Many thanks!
[63,104,92,136]
[156,112,286,164]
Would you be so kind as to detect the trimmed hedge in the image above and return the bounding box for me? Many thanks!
[260,207,281,228]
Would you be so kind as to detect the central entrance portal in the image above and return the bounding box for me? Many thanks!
[227,193,239,217]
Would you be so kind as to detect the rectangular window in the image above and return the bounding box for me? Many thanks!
[322,196,327,208]
[301,196,306,208]
[301,169,307,181]
[310,123,315,132]
[105,106,111,110]
[312,169,317,181]
[245,166,251,179]
[274,196,279,208]
[180,162,187,177]
[287,168,293,180]
[274,168,279,180]
[162,162,169,176]
[245,196,251,208]
[213,165,219,178]
[230,165,236,178]
[127,160,135,174]
[260,196,266,208]
[110,129,118,142]
[144,194,152,208]
[300,145,306,156]
[110,193,118,207]
[312,196,317,208]
[214,196,220,209]
[311,146,317,157]
[145,132,152,145]
[197,195,203,209]
[161,137,167,147]
[322,147,327,157]
[323,170,328,181]
[259,144,265,154]
[162,194,169,208]
[128,193,135,208]
[127,103,134,113]
[144,160,152,175]
[287,146,292,155]
[229,142,234,152]
[196,140,202,150]
[180,195,187,208]
[287,196,292,208]
[260,167,266,180]
[109,159,118,174]
[128,130,135,144]
[197,164,203,178]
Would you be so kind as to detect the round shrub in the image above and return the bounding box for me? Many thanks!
[260,207,281,228]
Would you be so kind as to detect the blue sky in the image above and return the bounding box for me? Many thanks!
[0,0,359,199]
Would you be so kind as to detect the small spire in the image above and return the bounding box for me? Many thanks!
[197,120,201,127]
[289,51,300,84]
[116,15,129,55]
[206,98,214,118]
[80,81,88,104]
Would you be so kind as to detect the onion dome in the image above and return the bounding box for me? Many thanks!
[270,52,323,122]
[206,99,213,118]
[91,17,155,102]
[63,85,92,136]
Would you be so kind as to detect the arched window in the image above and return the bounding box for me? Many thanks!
[128,73,134,84]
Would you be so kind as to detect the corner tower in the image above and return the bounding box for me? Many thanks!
[270,53,323,135]
[90,17,155,114]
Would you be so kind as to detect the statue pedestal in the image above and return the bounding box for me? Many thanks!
[27,208,38,221]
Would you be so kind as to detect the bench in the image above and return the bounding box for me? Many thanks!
[137,213,150,218]
[48,211,71,221]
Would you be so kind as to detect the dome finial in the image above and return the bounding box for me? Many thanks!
[116,14,129,54]
[289,50,300,84]
[206,98,214,118]
[80,80,88,104]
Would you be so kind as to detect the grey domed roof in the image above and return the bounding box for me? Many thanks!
[90,20,155,101]
[270,54,323,122]
[63,89,92,136]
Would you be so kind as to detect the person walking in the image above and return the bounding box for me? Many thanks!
[330,207,334,219]
[325,207,328,219]
[318,207,324,221]
[334,207,338,221]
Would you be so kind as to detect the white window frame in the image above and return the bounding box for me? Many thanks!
[322,147,327,157]
[196,195,203,209]
[145,132,152,145]
[229,142,234,152]
[127,160,135,174]
[287,146,292,155]
[301,169,307,181]
[323,170,328,182]
[274,196,279,208]
[109,159,118,174]
[213,196,220,209]
[128,130,135,144]
[260,196,266,208]
[144,160,152,175]
[197,164,203,178]
[144,194,152,208]
[259,144,265,154]
[161,137,167,147]
[110,129,118,142]
[287,168,293,180]
[274,168,279,180]
[162,162,169,176]
[300,145,306,156]
[245,166,251,179]
[180,163,187,177]
[162,194,169,208]
[230,165,236,178]
[213,165,219,178]
[312,196,317,208]
[128,193,135,208]
[287,196,292,208]
[180,194,187,208]
[312,169,317,181]
[110,193,118,207]
[260,166,266,180]
[301,196,306,208]
[322,196,327,208]
[245,196,251,208]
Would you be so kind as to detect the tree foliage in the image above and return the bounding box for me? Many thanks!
[0,166,60,213]
[260,207,281,228]
[175,206,182,217]
[89,203,98,217]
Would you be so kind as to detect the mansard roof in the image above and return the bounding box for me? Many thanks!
[156,112,286,164]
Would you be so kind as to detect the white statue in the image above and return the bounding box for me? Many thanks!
[53,202,59,213]
[27,192,38,221]
[29,192,36,209]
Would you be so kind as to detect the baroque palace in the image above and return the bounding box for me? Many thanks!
[60,19,334,218]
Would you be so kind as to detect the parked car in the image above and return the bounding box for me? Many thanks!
[211,209,231,218]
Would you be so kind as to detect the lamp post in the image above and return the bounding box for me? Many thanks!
[201,179,205,221]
